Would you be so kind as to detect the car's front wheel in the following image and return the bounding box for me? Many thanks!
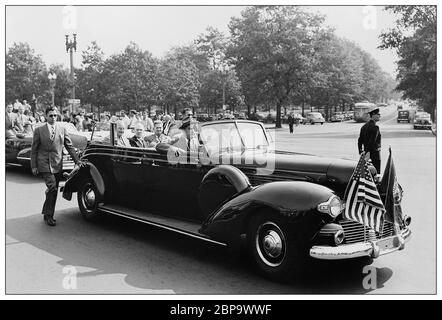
[247,214,306,281]
[77,179,101,221]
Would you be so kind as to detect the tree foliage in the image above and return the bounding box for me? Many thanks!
[6,6,402,123]
[157,47,201,115]
[5,42,47,103]
[379,5,436,117]
[196,27,245,114]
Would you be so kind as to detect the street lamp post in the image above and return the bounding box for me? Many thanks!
[220,64,229,116]
[48,72,57,107]
[65,33,77,113]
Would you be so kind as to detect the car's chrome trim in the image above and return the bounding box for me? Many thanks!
[309,227,411,260]
[98,206,228,247]
[5,162,22,167]
[16,156,30,161]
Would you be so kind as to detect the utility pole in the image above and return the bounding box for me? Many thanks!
[65,34,77,113]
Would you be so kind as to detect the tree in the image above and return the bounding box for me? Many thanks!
[379,5,436,118]
[228,6,333,127]
[47,64,71,108]
[5,42,47,104]
[158,48,201,117]
[310,36,397,118]
[76,41,111,114]
[196,27,245,114]
[101,42,159,113]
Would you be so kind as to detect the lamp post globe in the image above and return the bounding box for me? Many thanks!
[48,72,57,106]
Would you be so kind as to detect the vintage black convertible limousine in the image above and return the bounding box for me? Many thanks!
[61,120,411,280]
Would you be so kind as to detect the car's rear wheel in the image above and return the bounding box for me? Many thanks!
[247,213,306,281]
[77,179,101,221]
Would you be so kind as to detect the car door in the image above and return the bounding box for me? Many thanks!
[140,148,211,222]
[111,146,149,208]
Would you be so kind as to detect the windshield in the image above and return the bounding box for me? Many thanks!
[200,122,269,155]
[416,113,431,120]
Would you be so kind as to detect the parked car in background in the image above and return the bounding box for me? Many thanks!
[413,112,432,130]
[330,112,345,122]
[258,111,276,124]
[397,110,410,123]
[233,112,248,120]
[5,122,88,172]
[292,113,305,124]
[249,112,265,122]
[305,112,325,125]
[197,113,210,122]
[221,113,235,120]
[343,112,354,121]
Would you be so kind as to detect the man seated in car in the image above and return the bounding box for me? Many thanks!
[170,116,199,152]
[129,121,148,148]
[156,115,201,164]
[146,120,171,148]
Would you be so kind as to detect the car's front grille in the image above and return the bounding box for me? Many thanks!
[338,219,395,244]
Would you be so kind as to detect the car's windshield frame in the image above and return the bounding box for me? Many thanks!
[200,121,270,155]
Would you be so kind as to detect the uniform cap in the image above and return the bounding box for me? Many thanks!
[368,106,380,116]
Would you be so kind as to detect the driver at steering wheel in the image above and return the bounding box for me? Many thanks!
[156,115,201,164]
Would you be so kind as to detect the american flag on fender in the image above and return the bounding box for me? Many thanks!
[343,153,386,232]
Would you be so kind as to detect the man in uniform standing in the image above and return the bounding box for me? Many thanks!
[358,106,382,173]
[31,106,83,226]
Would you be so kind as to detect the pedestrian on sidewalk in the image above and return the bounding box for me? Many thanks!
[288,113,294,134]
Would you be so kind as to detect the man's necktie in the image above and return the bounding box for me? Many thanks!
[50,126,55,141]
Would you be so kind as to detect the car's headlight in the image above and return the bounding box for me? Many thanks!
[317,195,344,218]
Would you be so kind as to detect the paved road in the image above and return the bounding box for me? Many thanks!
[6,111,435,294]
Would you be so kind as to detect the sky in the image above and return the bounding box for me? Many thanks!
[6,5,399,77]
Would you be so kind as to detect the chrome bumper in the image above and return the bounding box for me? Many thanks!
[310,227,411,260]
[63,160,75,171]
[62,155,75,171]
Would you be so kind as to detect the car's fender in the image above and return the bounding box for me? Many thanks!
[62,161,105,201]
[200,179,338,247]
[198,165,252,219]
[16,147,31,166]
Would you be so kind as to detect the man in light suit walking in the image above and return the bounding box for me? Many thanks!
[31,106,83,226]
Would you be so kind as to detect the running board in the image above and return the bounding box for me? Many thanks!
[98,204,227,246]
